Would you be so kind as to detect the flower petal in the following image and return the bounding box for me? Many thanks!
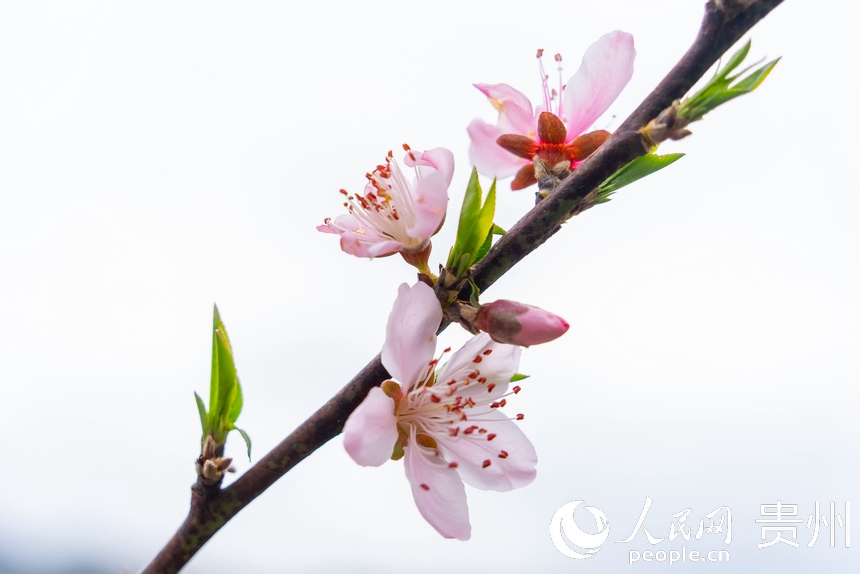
[473,82,536,135]
[318,214,403,258]
[563,30,635,139]
[381,282,442,388]
[404,147,453,240]
[343,387,399,467]
[437,410,537,492]
[467,119,530,179]
[404,439,471,540]
[438,333,521,399]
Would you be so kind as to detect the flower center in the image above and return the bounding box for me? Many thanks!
[395,347,522,453]
[339,145,424,250]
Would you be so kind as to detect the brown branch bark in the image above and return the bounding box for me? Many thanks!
[142,1,783,571]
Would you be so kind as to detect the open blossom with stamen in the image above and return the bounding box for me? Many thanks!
[343,282,536,540]
[467,31,635,190]
[317,146,454,258]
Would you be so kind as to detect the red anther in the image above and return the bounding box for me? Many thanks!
[466,397,475,407]
[516,413,524,420]
[446,379,457,386]
[478,428,487,434]
[482,459,492,468]
[554,53,562,62]
[491,401,500,408]
[486,383,496,393]
[387,150,394,157]
[420,483,430,491]
[478,377,487,383]
[402,143,411,151]
[482,349,492,355]
[498,450,509,459]
[429,394,441,403]
[443,347,452,353]
[498,398,507,407]
[468,370,479,379]
[463,425,479,434]
[487,433,497,441]
[448,461,458,468]
[449,427,460,436]
[472,356,483,363]
[536,48,544,58]
[513,385,521,394]
[339,189,348,196]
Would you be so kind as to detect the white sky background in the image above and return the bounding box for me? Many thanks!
[1,1,858,573]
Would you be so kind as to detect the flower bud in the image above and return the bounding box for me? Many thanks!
[474,300,569,347]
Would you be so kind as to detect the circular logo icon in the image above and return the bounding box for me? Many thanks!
[550,500,610,559]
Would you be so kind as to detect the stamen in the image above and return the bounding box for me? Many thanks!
[555,53,565,120]
[516,413,524,421]
[482,459,492,468]
[498,450,509,459]
[486,383,496,393]
[536,48,552,113]
[448,461,458,468]
[512,385,521,394]
[420,483,430,491]
[487,433,497,441]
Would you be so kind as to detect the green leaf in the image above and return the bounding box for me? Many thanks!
[717,38,751,80]
[194,391,208,436]
[208,305,223,429]
[678,40,779,123]
[473,227,495,266]
[231,425,252,461]
[205,304,244,445]
[446,169,497,278]
[598,153,685,198]
[214,328,238,427]
[228,378,243,424]
[510,373,530,382]
[492,224,506,236]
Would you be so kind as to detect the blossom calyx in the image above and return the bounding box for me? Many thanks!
[473,300,569,347]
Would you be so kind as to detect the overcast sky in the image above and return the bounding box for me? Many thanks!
[1,1,858,573]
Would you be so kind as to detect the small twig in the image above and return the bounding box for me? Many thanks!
[142,1,783,571]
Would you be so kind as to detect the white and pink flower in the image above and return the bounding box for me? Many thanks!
[467,31,635,189]
[343,282,537,540]
[318,146,454,258]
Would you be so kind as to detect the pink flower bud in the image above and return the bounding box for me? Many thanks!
[474,300,569,347]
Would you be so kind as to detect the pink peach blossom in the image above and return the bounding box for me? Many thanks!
[343,282,536,540]
[318,146,454,258]
[468,31,635,189]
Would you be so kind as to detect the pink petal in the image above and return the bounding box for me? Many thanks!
[473,82,536,135]
[563,30,635,139]
[318,213,403,258]
[342,387,399,467]
[467,119,530,179]
[475,300,570,347]
[381,282,442,388]
[438,333,521,399]
[404,147,453,240]
[437,410,537,492]
[404,439,471,540]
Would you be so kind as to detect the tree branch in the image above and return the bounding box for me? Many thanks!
[142,1,783,571]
